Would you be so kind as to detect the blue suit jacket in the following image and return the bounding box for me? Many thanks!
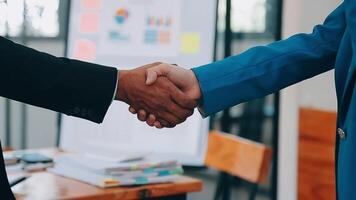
[192,1,355,199]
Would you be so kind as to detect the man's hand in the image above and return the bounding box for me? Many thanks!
[116,63,197,128]
[129,63,202,128]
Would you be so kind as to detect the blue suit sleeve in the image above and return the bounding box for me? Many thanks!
[192,3,346,117]
[344,0,356,56]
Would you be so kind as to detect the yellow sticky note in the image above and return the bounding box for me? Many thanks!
[180,33,200,54]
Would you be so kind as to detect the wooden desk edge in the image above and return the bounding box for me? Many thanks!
[9,148,203,200]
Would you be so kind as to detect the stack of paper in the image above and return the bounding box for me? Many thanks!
[49,153,183,188]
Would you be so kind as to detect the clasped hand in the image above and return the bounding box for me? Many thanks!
[115,62,201,128]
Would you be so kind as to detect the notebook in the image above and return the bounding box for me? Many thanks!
[49,163,180,187]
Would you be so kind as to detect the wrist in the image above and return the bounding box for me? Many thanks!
[115,70,129,102]
[190,70,202,100]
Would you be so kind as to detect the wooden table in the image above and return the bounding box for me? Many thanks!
[8,149,203,200]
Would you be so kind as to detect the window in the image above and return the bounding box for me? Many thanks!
[231,0,266,33]
[218,0,279,39]
[0,0,66,38]
[0,0,24,37]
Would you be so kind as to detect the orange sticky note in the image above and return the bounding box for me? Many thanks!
[73,40,96,61]
[159,31,170,44]
[80,13,99,34]
[81,0,101,9]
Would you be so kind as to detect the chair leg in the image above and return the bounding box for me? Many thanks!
[248,183,259,200]
[222,173,231,200]
[214,172,231,200]
[214,173,224,200]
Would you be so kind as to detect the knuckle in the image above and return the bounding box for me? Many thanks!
[161,100,171,110]
[172,117,180,125]
[188,109,194,116]
[180,118,187,124]
[160,120,169,127]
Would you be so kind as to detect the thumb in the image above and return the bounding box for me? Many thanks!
[146,70,158,85]
[145,64,171,85]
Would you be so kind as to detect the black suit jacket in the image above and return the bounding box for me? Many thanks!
[0,36,117,199]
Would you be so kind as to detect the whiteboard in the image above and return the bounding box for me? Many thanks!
[60,0,217,166]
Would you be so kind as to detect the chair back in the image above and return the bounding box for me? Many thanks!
[205,130,272,183]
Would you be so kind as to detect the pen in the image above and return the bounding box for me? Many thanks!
[10,176,29,187]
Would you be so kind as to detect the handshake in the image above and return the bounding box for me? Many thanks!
[115,62,201,128]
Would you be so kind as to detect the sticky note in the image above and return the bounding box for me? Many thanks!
[180,33,200,54]
[81,0,101,9]
[159,31,171,44]
[144,30,158,44]
[73,40,96,61]
[79,13,99,34]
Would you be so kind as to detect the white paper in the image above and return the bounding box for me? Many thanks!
[97,0,181,57]
[63,0,217,166]
[61,104,208,165]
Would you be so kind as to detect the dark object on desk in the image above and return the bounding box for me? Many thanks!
[19,153,53,164]
[10,176,29,187]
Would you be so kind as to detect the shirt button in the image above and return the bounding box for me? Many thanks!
[338,128,346,139]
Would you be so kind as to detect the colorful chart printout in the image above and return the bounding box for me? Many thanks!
[98,0,181,57]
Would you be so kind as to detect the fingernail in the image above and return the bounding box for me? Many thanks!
[129,107,136,114]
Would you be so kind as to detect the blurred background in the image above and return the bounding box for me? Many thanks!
[0,0,341,199]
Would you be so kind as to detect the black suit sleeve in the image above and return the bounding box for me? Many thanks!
[0,36,117,123]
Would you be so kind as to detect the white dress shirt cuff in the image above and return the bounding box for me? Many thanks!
[112,70,119,102]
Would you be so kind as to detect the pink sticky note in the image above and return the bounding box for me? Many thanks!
[73,40,96,61]
[81,0,101,9]
[80,13,99,34]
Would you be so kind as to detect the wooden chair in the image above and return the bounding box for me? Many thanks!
[2,147,13,152]
[298,108,337,200]
[205,130,273,200]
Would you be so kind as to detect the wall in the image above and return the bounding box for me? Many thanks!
[278,0,342,199]
[285,0,340,111]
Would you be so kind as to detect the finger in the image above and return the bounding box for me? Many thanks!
[140,62,162,70]
[157,119,170,128]
[146,64,171,85]
[129,106,137,114]
[167,102,193,121]
[170,89,198,109]
[146,114,156,126]
[157,111,179,128]
[154,121,163,129]
[146,70,158,85]
[137,109,147,121]
[146,121,154,127]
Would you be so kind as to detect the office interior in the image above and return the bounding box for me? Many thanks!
[0,0,340,200]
